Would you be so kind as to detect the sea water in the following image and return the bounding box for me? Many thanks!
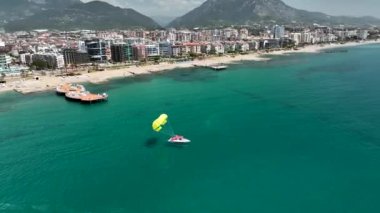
[1,44,380,212]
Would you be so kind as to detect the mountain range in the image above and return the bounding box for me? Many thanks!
[0,0,80,23]
[169,0,380,28]
[1,0,160,31]
[1,0,380,31]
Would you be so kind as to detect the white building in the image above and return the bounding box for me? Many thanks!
[78,41,87,52]
[223,28,239,40]
[171,45,182,57]
[326,34,338,42]
[248,41,259,51]
[145,44,160,57]
[56,54,65,69]
[358,30,369,40]
[175,31,192,42]
[290,33,302,45]
[167,32,176,43]
[345,30,357,38]
[301,32,312,44]
[211,43,225,54]
[32,53,64,69]
[239,28,249,40]
[236,42,250,52]
[97,31,123,41]
[0,54,12,73]
[20,53,33,65]
[184,43,202,54]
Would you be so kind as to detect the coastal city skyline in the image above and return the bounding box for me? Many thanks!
[80,0,380,18]
[1,0,379,79]
[1,24,377,84]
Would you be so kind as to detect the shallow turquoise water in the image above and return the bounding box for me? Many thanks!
[1,45,380,212]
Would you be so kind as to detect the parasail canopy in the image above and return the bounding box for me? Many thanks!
[152,114,168,132]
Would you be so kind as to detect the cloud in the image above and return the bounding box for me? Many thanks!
[80,0,206,17]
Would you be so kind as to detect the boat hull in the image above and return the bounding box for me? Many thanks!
[80,99,108,104]
[64,96,82,102]
[56,91,66,96]
[80,93,108,104]
[168,138,191,143]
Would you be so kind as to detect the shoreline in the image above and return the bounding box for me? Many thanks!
[1,40,379,95]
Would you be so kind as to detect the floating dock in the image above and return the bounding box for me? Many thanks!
[210,65,228,71]
[65,91,108,103]
[57,83,108,103]
[194,64,228,71]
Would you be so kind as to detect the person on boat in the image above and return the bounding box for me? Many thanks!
[171,135,183,141]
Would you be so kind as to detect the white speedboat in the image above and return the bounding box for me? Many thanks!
[168,135,191,143]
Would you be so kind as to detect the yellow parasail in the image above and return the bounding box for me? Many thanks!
[152,114,168,132]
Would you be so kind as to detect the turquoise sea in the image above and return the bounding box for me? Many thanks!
[1,44,380,212]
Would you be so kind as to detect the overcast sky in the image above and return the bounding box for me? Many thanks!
[80,0,380,18]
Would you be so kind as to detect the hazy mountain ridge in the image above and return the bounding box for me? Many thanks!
[169,0,380,27]
[0,0,81,24]
[2,0,380,31]
[3,1,161,31]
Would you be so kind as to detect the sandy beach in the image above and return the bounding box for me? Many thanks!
[1,40,379,95]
